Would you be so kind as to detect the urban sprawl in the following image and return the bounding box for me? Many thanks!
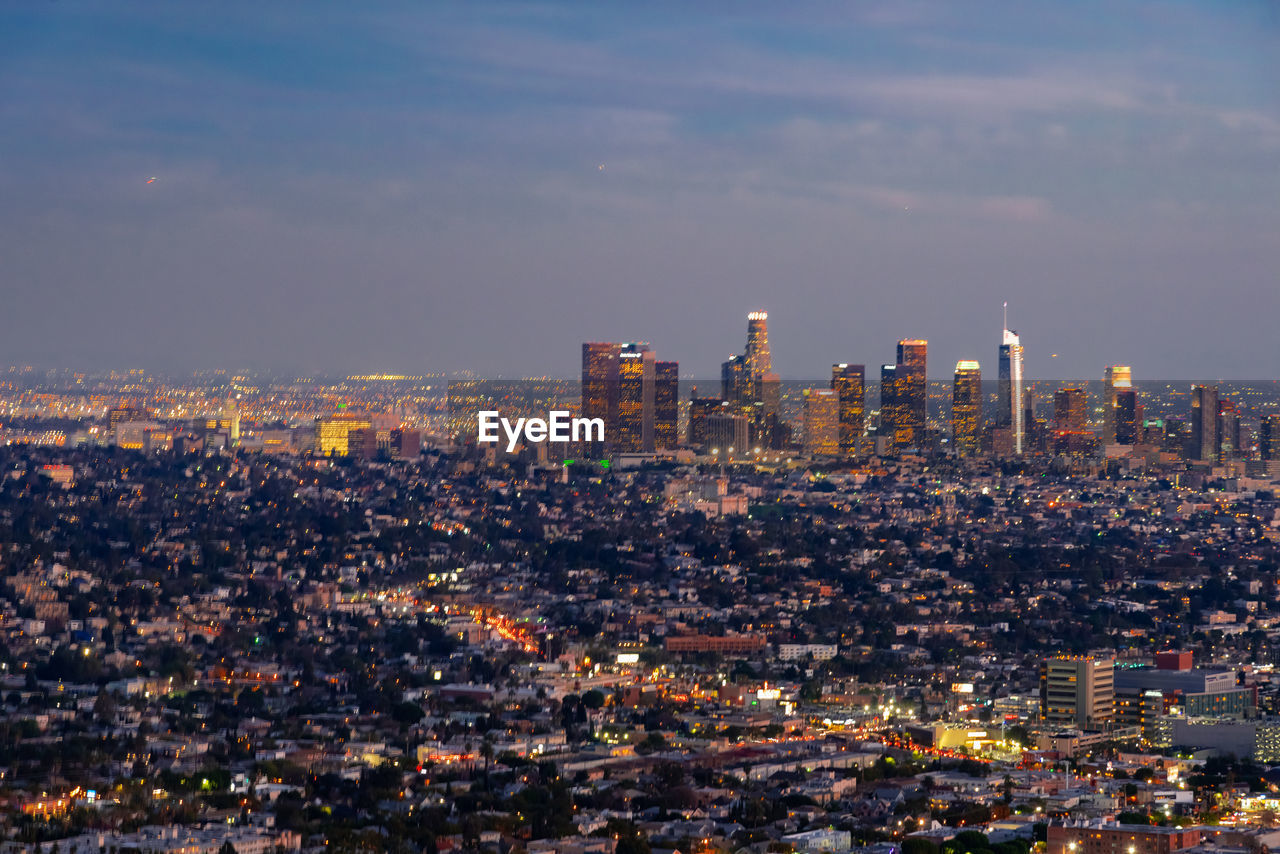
[1,312,1279,854]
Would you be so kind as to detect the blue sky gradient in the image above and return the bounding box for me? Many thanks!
[1,2,1277,378]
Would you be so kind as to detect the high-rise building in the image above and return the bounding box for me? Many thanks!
[316,412,373,456]
[1217,399,1242,461]
[1052,387,1090,455]
[721,354,751,408]
[108,405,149,429]
[895,339,927,450]
[831,363,865,457]
[654,360,679,450]
[1102,366,1133,445]
[802,388,839,457]
[1189,385,1219,462]
[1115,388,1141,445]
[722,312,781,446]
[997,313,1025,454]
[582,342,622,427]
[705,414,750,457]
[1262,415,1280,461]
[391,428,421,459]
[745,311,772,376]
[951,360,982,457]
[1041,655,1115,731]
[615,344,656,453]
[688,397,729,448]
[581,341,674,453]
[879,364,901,447]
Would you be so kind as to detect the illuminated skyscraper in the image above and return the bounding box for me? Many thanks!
[615,344,655,453]
[1102,366,1133,445]
[997,306,1025,454]
[802,388,839,457]
[689,397,730,448]
[316,412,373,456]
[951,360,981,457]
[831,363,865,457]
[1261,415,1279,461]
[879,364,901,447]
[581,342,674,453]
[582,342,621,426]
[722,311,781,446]
[878,339,927,452]
[1189,385,1219,462]
[896,340,927,449]
[745,311,772,376]
[1052,387,1089,455]
[721,353,750,406]
[654,360,679,450]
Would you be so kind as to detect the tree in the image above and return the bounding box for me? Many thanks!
[218,843,237,854]
[94,691,117,724]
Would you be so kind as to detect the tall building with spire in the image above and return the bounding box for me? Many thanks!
[997,303,1025,454]
[952,360,981,457]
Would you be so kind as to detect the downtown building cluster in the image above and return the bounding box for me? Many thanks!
[577,312,1280,478]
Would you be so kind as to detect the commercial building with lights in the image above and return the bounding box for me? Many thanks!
[952,360,982,457]
[831,363,865,457]
[1041,655,1115,731]
[1047,821,1202,854]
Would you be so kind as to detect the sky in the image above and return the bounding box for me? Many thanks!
[1,1,1277,380]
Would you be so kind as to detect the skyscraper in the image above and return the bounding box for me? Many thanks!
[581,341,675,453]
[316,412,373,456]
[997,308,1025,454]
[1189,385,1219,462]
[952,360,981,457]
[745,311,772,376]
[879,364,901,447]
[895,339,927,450]
[1115,388,1141,445]
[721,353,751,407]
[1262,415,1280,461]
[831,363,865,457]
[1102,366,1133,445]
[615,344,655,453]
[802,388,839,457]
[688,397,728,448]
[722,311,781,446]
[1217,398,1242,461]
[1052,387,1089,455]
[654,361,679,450]
[582,342,621,426]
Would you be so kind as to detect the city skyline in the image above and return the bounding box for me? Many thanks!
[1,2,1277,377]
